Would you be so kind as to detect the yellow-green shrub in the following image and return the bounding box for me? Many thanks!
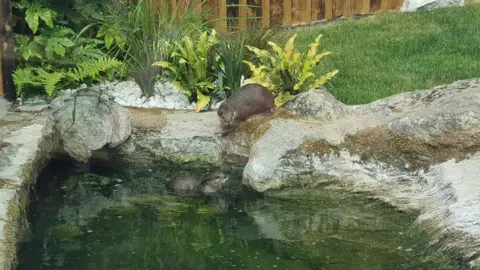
[243,34,338,106]
[152,30,220,112]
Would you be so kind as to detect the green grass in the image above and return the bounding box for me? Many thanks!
[284,4,480,105]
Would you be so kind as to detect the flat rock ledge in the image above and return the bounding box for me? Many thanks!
[0,112,59,270]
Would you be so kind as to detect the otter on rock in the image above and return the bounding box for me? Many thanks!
[217,83,275,135]
[165,170,229,196]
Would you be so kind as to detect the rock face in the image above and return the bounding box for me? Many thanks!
[118,108,223,165]
[47,89,132,162]
[400,0,464,12]
[241,78,480,267]
[0,113,58,270]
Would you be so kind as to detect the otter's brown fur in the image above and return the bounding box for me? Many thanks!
[217,83,275,135]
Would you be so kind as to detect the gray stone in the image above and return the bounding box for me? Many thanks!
[282,88,349,121]
[400,0,464,11]
[47,89,132,162]
[0,98,9,120]
[122,108,223,165]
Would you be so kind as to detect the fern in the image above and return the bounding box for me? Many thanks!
[35,68,65,96]
[12,67,42,95]
[70,56,123,82]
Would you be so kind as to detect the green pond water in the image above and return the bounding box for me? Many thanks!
[17,159,468,270]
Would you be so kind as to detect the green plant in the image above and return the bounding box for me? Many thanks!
[214,19,285,97]
[12,1,124,98]
[214,31,247,97]
[96,0,212,98]
[152,30,220,112]
[243,34,339,106]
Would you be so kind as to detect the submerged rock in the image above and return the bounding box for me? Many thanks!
[47,89,132,162]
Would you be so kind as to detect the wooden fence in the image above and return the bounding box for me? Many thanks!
[156,0,404,31]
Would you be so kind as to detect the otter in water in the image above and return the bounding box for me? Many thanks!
[165,170,229,196]
[217,83,275,135]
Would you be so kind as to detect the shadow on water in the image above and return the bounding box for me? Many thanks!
[17,158,469,270]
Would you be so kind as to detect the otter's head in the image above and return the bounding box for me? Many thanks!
[202,171,229,194]
[217,102,237,123]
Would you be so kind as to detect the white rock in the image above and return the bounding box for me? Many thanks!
[400,0,463,11]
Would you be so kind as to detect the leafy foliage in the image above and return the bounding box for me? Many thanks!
[96,0,212,98]
[214,20,284,97]
[152,30,220,112]
[12,1,124,98]
[243,34,339,106]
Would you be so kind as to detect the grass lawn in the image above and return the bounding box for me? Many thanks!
[283,4,480,105]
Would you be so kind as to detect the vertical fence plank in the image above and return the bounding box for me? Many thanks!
[380,0,389,11]
[239,0,247,28]
[325,0,333,19]
[311,0,319,21]
[362,0,371,14]
[344,0,352,16]
[262,0,270,27]
[305,0,312,23]
[283,0,292,25]
[194,0,202,9]
[217,0,227,32]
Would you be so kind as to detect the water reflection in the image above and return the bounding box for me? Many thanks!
[17,159,467,270]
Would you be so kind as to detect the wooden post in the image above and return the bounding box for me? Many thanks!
[238,0,247,29]
[1,0,14,100]
[262,0,270,28]
[283,0,292,25]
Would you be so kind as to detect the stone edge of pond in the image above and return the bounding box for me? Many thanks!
[0,116,59,270]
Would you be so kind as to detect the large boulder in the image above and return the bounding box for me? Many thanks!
[47,89,132,162]
[241,78,480,267]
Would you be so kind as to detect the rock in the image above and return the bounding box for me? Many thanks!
[121,108,223,165]
[400,0,464,12]
[0,115,58,270]
[281,88,349,121]
[241,78,480,267]
[106,79,192,109]
[47,89,132,162]
[0,98,9,120]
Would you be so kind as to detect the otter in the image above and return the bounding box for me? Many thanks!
[165,170,229,196]
[217,83,275,135]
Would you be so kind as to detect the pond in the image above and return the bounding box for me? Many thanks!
[17,159,468,270]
